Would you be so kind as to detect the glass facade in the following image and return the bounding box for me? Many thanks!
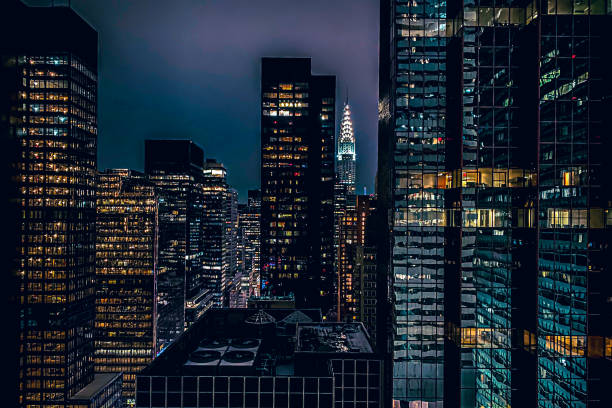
[536,8,611,408]
[137,360,382,408]
[380,1,612,407]
[95,169,158,403]
[386,1,448,405]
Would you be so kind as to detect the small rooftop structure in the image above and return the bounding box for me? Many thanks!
[244,309,276,325]
[296,322,373,353]
[281,310,314,324]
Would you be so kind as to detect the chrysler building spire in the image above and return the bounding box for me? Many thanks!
[337,98,356,193]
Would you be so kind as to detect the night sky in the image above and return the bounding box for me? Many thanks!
[27,0,379,200]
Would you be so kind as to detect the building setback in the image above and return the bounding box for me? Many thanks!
[145,140,206,350]
[378,1,612,407]
[2,1,121,406]
[95,169,158,403]
[260,57,336,312]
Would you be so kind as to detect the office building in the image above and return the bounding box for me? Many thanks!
[135,308,383,408]
[336,195,376,324]
[239,190,261,298]
[336,195,357,322]
[237,203,247,276]
[226,272,248,309]
[2,2,122,406]
[95,169,158,403]
[145,140,206,349]
[378,1,612,407]
[353,196,377,334]
[354,245,377,346]
[378,0,448,405]
[202,158,230,307]
[226,188,239,301]
[260,57,336,312]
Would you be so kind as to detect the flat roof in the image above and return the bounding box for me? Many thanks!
[69,373,121,401]
[296,323,373,353]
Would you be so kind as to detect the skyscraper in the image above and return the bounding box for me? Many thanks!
[239,190,262,298]
[202,158,230,307]
[336,195,358,322]
[260,57,336,311]
[378,1,612,407]
[95,169,158,404]
[144,140,205,350]
[378,0,448,405]
[337,100,356,194]
[533,6,611,408]
[226,188,239,300]
[336,195,376,324]
[2,2,121,406]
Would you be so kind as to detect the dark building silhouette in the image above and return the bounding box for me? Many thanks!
[95,169,158,403]
[135,308,383,408]
[1,1,122,406]
[378,1,612,407]
[145,140,206,350]
[260,57,336,312]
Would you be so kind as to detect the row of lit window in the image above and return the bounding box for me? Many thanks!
[24,344,65,354]
[263,145,308,152]
[18,128,69,138]
[94,357,151,365]
[263,101,309,108]
[263,109,308,117]
[28,80,68,89]
[26,295,66,304]
[396,168,537,189]
[20,174,93,183]
[20,91,69,102]
[263,92,308,98]
[545,208,609,229]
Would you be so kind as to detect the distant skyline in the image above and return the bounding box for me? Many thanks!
[25,0,379,201]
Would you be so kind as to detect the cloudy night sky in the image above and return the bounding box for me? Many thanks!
[26,0,379,200]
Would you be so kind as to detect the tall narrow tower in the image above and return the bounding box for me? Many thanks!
[260,57,336,310]
[337,98,356,194]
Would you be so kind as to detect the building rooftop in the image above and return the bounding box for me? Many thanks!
[69,373,122,401]
[140,308,378,380]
